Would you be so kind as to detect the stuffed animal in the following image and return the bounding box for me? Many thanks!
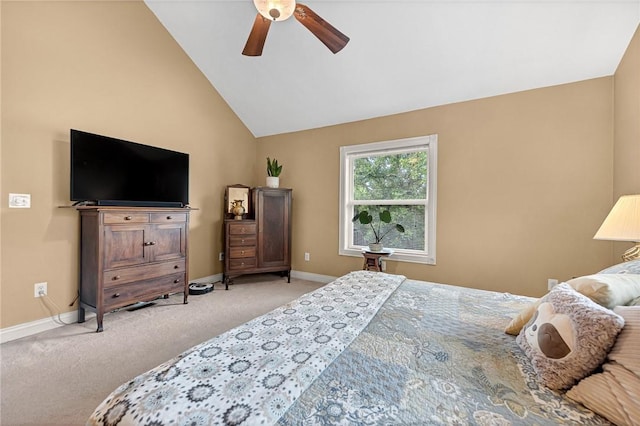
[524,302,575,359]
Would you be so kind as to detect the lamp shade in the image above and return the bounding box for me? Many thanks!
[594,195,640,242]
[253,0,296,21]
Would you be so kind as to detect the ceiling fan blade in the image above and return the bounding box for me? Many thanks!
[242,13,272,56]
[294,3,349,54]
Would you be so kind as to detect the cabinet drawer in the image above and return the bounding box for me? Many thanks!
[228,223,256,235]
[103,213,149,224]
[104,260,186,288]
[229,247,256,259]
[229,258,257,270]
[229,236,256,247]
[150,213,187,223]
[104,273,186,311]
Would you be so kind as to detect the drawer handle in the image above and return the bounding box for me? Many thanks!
[241,250,245,255]
[112,275,121,281]
[174,265,180,269]
[241,239,245,243]
[174,279,180,283]
[113,293,120,298]
[144,241,157,246]
[124,216,132,221]
[167,216,172,220]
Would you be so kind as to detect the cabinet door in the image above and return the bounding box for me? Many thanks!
[256,189,291,268]
[150,223,187,262]
[104,225,149,269]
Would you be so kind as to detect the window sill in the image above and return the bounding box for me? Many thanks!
[340,247,435,265]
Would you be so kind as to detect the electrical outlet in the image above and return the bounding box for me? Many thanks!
[9,193,31,208]
[381,260,386,271]
[304,252,310,261]
[34,282,47,297]
[547,278,558,291]
[219,252,224,261]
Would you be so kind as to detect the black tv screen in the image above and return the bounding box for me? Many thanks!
[70,129,189,207]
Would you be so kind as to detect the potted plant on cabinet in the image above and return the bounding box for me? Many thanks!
[352,209,405,252]
[266,157,282,188]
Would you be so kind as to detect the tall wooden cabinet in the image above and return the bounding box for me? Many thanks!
[77,207,190,332]
[223,187,291,288]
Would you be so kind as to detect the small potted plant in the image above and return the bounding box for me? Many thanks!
[352,209,405,252]
[266,157,282,188]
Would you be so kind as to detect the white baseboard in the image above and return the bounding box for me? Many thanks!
[194,272,336,285]
[190,274,223,284]
[0,310,95,344]
[0,270,332,344]
[291,270,337,284]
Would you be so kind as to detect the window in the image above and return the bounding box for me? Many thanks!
[339,135,437,264]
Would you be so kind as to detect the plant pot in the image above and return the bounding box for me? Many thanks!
[266,176,280,188]
[368,243,383,252]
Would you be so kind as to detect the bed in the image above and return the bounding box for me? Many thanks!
[88,269,640,425]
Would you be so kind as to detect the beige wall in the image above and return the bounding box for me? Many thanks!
[257,25,639,297]
[257,78,615,297]
[1,2,636,329]
[612,25,640,258]
[0,1,257,328]
[614,25,640,197]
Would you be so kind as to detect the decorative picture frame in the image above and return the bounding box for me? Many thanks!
[224,184,250,219]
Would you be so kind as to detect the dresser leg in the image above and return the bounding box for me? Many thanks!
[287,270,291,283]
[78,306,85,323]
[95,305,104,332]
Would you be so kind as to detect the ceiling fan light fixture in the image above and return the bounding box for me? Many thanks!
[253,0,296,22]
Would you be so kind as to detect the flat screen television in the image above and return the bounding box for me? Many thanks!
[70,129,189,207]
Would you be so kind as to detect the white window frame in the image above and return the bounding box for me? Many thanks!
[339,135,437,265]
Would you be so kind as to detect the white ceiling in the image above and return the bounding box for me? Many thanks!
[145,0,640,137]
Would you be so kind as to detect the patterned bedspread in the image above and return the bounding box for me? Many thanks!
[88,272,608,425]
[278,279,609,425]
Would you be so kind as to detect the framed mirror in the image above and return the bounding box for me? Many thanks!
[225,184,250,220]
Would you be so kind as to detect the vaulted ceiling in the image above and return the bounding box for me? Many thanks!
[145,0,640,137]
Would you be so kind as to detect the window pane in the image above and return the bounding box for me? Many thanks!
[352,205,425,251]
[353,151,427,200]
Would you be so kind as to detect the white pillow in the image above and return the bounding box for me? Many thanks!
[567,274,640,309]
[598,259,640,274]
[628,296,640,306]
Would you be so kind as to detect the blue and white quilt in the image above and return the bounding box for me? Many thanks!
[88,271,608,425]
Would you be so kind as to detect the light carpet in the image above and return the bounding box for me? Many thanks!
[0,274,326,426]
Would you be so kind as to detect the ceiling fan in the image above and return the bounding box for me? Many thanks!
[243,0,350,56]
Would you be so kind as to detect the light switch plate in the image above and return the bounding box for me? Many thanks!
[9,193,31,208]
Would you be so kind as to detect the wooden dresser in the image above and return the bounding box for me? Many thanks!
[223,187,291,288]
[77,206,190,332]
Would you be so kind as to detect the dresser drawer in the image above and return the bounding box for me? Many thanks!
[103,212,149,224]
[229,258,257,270]
[150,212,187,223]
[104,273,186,310]
[104,260,186,288]
[229,236,256,247]
[228,222,256,235]
[229,247,256,259]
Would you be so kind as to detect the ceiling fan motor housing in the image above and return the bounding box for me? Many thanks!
[253,0,296,21]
